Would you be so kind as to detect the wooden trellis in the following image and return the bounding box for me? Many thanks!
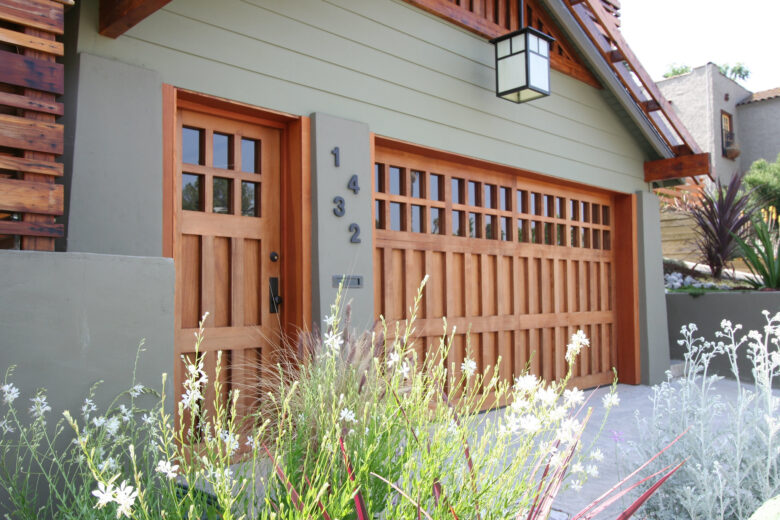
[0,0,68,250]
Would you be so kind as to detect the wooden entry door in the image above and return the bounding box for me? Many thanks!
[174,108,282,414]
[373,143,623,394]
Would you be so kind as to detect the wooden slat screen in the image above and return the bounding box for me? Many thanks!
[0,0,66,250]
[374,144,617,396]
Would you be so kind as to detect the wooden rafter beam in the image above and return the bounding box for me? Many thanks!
[99,0,171,38]
[644,153,710,183]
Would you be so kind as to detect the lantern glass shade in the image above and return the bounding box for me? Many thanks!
[491,27,555,103]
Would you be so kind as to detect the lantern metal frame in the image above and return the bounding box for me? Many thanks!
[489,0,556,103]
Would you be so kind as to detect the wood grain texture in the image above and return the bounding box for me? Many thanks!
[0,177,63,215]
[0,0,64,34]
[0,113,63,154]
[0,49,64,95]
[0,219,63,237]
[0,27,63,55]
[613,193,640,384]
[644,153,711,182]
[0,154,63,176]
[99,0,172,38]
[0,90,64,116]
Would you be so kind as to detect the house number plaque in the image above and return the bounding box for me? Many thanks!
[331,146,361,244]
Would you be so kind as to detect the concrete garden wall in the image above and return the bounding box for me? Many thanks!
[666,291,780,386]
[0,251,175,417]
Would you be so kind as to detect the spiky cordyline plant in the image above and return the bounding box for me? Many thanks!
[687,172,755,278]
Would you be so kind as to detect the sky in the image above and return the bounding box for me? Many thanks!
[618,0,780,93]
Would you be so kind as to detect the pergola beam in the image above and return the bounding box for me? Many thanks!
[99,0,171,38]
[644,153,711,183]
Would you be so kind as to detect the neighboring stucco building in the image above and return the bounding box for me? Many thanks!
[0,0,710,428]
[737,87,780,169]
[658,63,780,182]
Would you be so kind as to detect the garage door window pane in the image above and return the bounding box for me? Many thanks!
[602,206,610,225]
[431,208,443,234]
[500,187,511,211]
[517,219,527,242]
[182,127,204,165]
[390,167,402,195]
[430,174,443,201]
[484,184,495,209]
[375,164,385,193]
[468,181,479,206]
[501,217,511,241]
[469,213,480,238]
[182,173,203,211]
[411,205,424,233]
[411,170,423,198]
[452,178,464,204]
[375,200,385,229]
[390,202,403,231]
[517,190,527,214]
[453,211,464,236]
[485,215,496,239]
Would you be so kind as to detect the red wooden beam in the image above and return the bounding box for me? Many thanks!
[99,0,171,38]
[644,153,710,183]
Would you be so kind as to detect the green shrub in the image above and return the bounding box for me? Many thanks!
[735,218,780,289]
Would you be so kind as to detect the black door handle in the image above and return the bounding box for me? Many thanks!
[270,277,282,314]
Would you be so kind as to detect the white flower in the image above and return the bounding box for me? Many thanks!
[514,374,538,394]
[536,386,557,407]
[29,395,51,419]
[141,413,155,426]
[114,480,138,518]
[557,418,580,445]
[448,419,458,435]
[156,459,179,479]
[0,419,14,434]
[339,407,357,424]
[128,384,144,398]
[570,479,583,492]
[602,393,620,410]
[92,481,115,508]
[323,331,344,354]
[98,457,118,472]
[2,383,19,404]
[245,435,256,448]
[586,464,599,477]
[93,416,106,428]
[566,330,590,363]
[520,414,542,433]
[549,405,567,421]
[563,387,584,408]
[323,314,336,328]
[387,351,400,368]
[461,358,478,378]
[398,361,411,380]
[181,387,203,410]
[82,398,97,417]
[571,462,585,474]
[118,404,132,422]
[590,448,604,462]
[220,429,240,455]
[104,416,121,437]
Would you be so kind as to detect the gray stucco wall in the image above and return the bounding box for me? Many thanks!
[74,0,652,198]
[0,251,174,420]
[658,63,751,183]
[666,292,780,387]
[67,52,163,256]
[637,191,670,385]
[738,97,780,171]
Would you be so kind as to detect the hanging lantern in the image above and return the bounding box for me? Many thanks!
[490,2,555,103]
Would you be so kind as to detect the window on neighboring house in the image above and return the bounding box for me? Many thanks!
[721,111,735,158]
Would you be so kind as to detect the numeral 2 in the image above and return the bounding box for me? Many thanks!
[349,223,361,243]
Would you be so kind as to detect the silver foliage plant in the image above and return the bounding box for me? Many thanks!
[630,311,780,519]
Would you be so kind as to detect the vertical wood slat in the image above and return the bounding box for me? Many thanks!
[19,24,60,251]
[374,142,625,401]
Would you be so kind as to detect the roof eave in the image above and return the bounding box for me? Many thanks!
[540,0,673,160]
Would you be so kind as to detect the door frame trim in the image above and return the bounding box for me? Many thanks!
[162,85,311,340]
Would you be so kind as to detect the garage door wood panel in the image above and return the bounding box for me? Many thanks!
[373,145,618,392]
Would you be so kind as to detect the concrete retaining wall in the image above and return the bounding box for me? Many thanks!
[666,291,780,386]
[0,251,175,418]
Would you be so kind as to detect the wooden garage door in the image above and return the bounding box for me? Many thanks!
[373,145,618,391]
[174,108,282,418]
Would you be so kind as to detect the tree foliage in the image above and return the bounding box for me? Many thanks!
[718,62,751,81]
[744,154,780,219]
[663,64,691,78]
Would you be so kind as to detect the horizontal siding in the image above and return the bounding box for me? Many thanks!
[77,0,650,193]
